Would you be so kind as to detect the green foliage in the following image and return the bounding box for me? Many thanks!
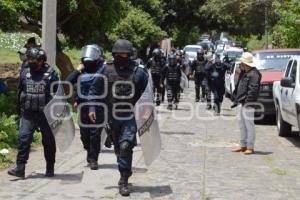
[108,7,166,50]
[273,0,300,48]
[0,30,40,51]
[0,48,19,64]
[0,92,17,116]
[246,36,266,51]
[200,0,278,36]
[0,114,18,149]
[0,0,42,31]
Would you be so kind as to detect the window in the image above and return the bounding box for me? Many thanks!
[289,60,297,83]
[285,60,293,77]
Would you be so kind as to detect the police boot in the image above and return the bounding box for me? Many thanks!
[86,151,92,164]
[156,100,160,106]
[104,136,112,148]
[206,104,212,110]
[118,172,131,196]
[89,160,99,170]
[8,164,25,178]
[167,104,172,110]
[45,163,54,177]
[195,98,200,102]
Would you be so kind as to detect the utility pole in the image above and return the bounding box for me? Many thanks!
[265,1,268,49]
[42,0,57,67]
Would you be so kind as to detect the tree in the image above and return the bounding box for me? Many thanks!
[108,6,166,58]
[273,0,300,48]
[0,0,126,79]
[199,0,278,36]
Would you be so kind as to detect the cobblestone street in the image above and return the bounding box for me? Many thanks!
[1,83,300,200]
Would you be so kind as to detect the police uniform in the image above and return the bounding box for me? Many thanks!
[66,65,105,167]
[17,64,58,172]
[191,58,208,101]
[162,62,181,110]
[146,53,165,105]
[206,60,230,114]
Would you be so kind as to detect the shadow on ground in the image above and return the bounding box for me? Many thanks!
[161,131,195,135]
[105,184,172,198]
[99,164,147,173]
[26,171,84,184]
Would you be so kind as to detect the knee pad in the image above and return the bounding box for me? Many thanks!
[120,141,132,157]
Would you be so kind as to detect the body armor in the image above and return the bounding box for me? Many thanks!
[20,67,53,112]
[150,59,163,75]
[167,65,180,82]
[195,60,207,75]
[78,73,98,103]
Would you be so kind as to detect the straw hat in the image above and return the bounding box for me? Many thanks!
[240,52,255,67]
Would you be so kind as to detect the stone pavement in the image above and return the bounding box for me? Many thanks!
[1,82,300,200]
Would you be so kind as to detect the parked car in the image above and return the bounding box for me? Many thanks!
[253,49,300,116]
[225,61,241,99]
[196,39,215,53]
[273,56,300,137]
[183,45,204,62]
[220,47,244,63]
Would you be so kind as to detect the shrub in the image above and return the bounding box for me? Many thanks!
[0,92,17,116]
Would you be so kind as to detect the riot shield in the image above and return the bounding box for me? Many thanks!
[134,72,161,166]
[180,71,189,91]
[44,84,75,152]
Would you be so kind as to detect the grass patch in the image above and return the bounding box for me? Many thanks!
[263,155,287,176]
[263,156,273,165]
[272,167,287,176]
[0,149,16,169]
[0,48,20,64]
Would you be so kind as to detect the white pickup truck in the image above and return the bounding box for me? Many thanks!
[273,57,300,137]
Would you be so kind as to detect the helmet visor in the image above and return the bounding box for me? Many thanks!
[81,45,101,61]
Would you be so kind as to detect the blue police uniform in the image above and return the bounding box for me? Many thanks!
[66,64,105,163]
[89,61,148,174]
[146,57,165,105]
[162,63,182,108]
[206,61,230,113]
[17,64,58,165]
[191,59,208,101]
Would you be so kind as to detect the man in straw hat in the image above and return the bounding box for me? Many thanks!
[231,52,261,155]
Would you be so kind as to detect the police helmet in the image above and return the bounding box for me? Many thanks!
[168,54,177,66]
[152,48,161,57]
[197,48,205,56]
[112,39,133,55]
[176,50,183,57]
[26,47,47,61]
[81,44,103,62]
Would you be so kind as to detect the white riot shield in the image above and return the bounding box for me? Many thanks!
[44,84,75,152]
[180,71,188,91]
[134,72,161,166]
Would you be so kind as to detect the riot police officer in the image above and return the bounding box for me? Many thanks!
[88,39,148,196]
[206,58,230,115]
[66,44,105,170]
[190,48,208,102]
[131,47,144,66]
[162,54,182,110]
[146,48,165,105]
[8,48,59,178]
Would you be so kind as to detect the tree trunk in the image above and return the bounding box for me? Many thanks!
[56,51,74,80]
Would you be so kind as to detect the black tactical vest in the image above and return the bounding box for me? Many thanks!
[150,59,162,75]
[106,63,139,120]
[195,60,206,74]
[20,67,54,112]
[167,65,180,82]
